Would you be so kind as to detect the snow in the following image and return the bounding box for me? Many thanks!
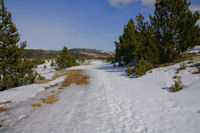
[0,76,65,105]
[33,60,56,80]
[186,45,200,53]
[100,50,113,55]
[1,60,200,133]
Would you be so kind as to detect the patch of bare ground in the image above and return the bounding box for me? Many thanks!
[41,94,58,104]
[192,70,200,74]
[51,90,55,93]
[153,54,200,68]
[34,78,52,84]
[61,69,90,87]
[0,107,7,113]
[0,101,12,105]
[44,83,59,90]
[36,69,89,106]
[30,103,42,107]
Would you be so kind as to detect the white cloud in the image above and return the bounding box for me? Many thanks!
[190,5,200,12]
[108,0,133,8]
[141,0,155,7]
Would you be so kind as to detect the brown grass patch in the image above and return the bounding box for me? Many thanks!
[35,79,52,84]
[30,103,42,107]
[57,90,62,93]
[50,83,59,87]
[0,107,7,113]
[41,94,58,104]
[0,101,12,105]
[192,70,200,74]
[51,90,55,93]
[44,86,51,90]
[44,83,59,90]
[61,69,90,87]
[153,54,197,68]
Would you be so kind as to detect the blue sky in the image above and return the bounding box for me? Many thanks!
[6,0,200,51]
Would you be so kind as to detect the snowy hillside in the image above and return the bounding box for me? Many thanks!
[0,60,200,133]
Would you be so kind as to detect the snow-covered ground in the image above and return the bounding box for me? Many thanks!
[0,60,200,133]
[33,60,56,80]
[186,45,200,54]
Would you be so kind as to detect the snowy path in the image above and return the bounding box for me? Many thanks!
[2,61,200,133]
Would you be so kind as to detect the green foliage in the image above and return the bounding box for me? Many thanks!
[114,19,140,65]
[170,78,184,92]
[114,0,200,77]
[125,66,133,76]
[80,58,85,64]
[151,0,200,63]
[51,61,55,67]
[136,13,159,64]
[0,0,35,90]
[44,65,47,69]
[134,58,153,76]
[31,58,45,68]
[56,46,77,69]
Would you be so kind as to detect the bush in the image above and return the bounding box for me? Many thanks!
[38,75,46,80]
[176,62,186,74]
[44,65,47,69]
[170,78,183,92]
[56,46,77,69]
[51,61,55,67]
[134,58,153,76]
[125,66,133,76]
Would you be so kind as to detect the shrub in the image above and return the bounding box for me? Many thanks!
[38,75,46,80]
[134,58,153,76]
[170,78,183,92]
[44,65,47,69]
[51,61,55,67]
[56,46,77,69]
[125,66,133,76]
[176,62,186,74]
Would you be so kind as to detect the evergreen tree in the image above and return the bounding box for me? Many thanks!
[150,0,200,63]
[134,58,153,76]
[114,19,140,65]
[136,13,159,64]
[0,0,35,90]
[56,46,76,69]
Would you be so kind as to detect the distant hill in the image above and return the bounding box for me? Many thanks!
[23,48,114,59]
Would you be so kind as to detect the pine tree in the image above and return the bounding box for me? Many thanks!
[0,0,35,90]
[150,0,200,63]
[114,19,140,65]
[56,46,76,69]
[136,13,159,64]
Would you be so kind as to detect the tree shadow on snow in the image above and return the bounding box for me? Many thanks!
[96,63,127,77]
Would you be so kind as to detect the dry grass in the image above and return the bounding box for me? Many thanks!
[41,94,58,104]
[192,70,200,74]
[50,83,59,87]
[35,79,52,84]
[153,54,198,68]
[61,69,90,87]
[30,103,42,107]
[44,86,51,90]
[0,101,12,105]
[57,90,62,93]
[0,107,7,113]
[51,90,55,93]
[44,83,59,90]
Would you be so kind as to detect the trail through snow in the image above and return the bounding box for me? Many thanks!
[1,61,200,133]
